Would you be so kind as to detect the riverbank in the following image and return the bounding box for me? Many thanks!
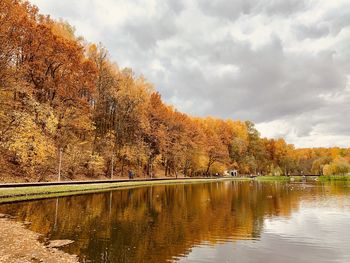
[0,177,249,203]
[255,176,304,181]
[318,175,350,181]
[3,175,349,204]
[255,175,350,182]
[0,214,78,262]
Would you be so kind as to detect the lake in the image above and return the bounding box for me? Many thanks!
[1,180,350,263]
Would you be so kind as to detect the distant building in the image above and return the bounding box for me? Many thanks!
[228,169,238,177]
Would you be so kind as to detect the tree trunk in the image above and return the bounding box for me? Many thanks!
[121,158,125,177]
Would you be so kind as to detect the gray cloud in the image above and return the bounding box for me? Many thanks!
[166,0,185,14]
[30,0,350,147]
[294,24,330,40]
[198,0,310,21]
[123,12,178,49]
[323,3,350,35]
[157,35,346,124]
[261,0,309,15]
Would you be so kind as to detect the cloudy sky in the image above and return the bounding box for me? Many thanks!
[30,0,350,148]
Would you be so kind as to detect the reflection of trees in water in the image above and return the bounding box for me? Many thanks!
[0,182,348,263]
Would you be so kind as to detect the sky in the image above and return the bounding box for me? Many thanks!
[29,0,350,148]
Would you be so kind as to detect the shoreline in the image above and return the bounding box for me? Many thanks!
[0,177,250,204]
[0,215,78,263]
[1,175,349,204]
[255,175,350,182]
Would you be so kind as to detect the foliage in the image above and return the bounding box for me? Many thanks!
[1,0,350,181]
[323,158,350,176]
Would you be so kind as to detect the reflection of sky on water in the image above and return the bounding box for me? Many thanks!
[178,198,350,263]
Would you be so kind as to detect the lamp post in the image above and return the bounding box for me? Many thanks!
[58,148,63,181]
[111,155,114,179]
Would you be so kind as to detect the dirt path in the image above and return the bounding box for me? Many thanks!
[0,215,77,263]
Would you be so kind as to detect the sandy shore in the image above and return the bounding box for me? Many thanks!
[0,215,77,263]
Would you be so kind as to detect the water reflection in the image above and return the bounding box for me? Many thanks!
[0,181,349,263]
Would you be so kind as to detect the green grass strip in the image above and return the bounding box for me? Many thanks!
[318,175,350,182]
[255,176,302,181]
[0,177,250,204]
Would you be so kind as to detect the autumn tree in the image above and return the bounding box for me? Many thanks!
[1,0,350,182]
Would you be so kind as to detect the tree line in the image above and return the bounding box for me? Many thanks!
[1,0,349,181]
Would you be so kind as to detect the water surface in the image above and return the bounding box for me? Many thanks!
[1,180,350,263]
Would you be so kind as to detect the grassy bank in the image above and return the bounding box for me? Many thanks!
[255,176,303,182]
[256,175,350,182]
[318,175,350,182]
[0,177,248,204]
[5,175,347,204]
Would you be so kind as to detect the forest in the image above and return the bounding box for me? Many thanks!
[1,0,350,182]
